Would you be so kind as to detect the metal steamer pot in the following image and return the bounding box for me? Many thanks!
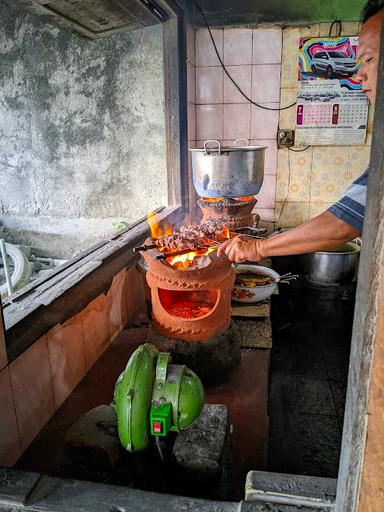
[189,140,266,198]
[301,241,361,285]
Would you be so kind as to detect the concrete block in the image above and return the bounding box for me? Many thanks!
[65,405,121,471]
[172,404,231,492]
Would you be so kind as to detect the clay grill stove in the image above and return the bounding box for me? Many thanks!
[142,247,234,341]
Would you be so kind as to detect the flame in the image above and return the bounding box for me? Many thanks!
[222,224,231,239]
[167,246,217,268]
[147,211,173,239]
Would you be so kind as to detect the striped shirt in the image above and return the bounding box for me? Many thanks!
[328,168,368,233]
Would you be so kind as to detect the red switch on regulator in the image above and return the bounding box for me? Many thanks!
[153,421,162,434]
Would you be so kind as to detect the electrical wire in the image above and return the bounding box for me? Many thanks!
[329,20,342,38]
[194,1,297,112]
[288,145,311,152]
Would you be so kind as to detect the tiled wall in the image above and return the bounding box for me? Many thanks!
[187,23,372,228]
[188,26,282,224]
[0,264,145,467]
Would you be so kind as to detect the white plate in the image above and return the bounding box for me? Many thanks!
[232,264,280,303]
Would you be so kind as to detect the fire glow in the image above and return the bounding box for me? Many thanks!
[147,212,232,270]
[167,246,217,270]
[201,195,255,203]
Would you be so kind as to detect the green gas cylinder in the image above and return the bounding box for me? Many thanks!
[113,343,204,452]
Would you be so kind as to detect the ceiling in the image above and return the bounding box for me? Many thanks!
[191,0,366,27]
[9,0,168,39]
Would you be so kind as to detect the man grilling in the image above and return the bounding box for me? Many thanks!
[218,0,382,263]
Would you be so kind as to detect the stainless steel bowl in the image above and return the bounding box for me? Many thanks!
[189,140,266,198]
[301,242,361,285]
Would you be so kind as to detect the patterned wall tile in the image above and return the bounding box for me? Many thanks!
[281,27,300,88]
[253,27,282,64]
[347,146,371,183]
[279,87,298,130]
[46,314,86,409]
[196,66,223,104]
[310,146,349,203]
[319,22,359,37]
[223,103,251,140]
[196,28,223,67]
[276,147,313,202]
[281,25,319,88]
[309,202,333,219]
[10,336,55,451]
[275,201,310,228]
[0,367,22,466]
[224,28,253,65]
[223,65,252,103]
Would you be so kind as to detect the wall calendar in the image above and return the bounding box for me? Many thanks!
[295,36,368,146]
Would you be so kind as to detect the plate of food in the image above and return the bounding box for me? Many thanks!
[231,264,280,303]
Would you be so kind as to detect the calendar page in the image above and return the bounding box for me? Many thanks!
[295,37,368,146]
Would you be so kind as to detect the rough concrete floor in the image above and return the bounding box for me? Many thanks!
[268,279,353,478]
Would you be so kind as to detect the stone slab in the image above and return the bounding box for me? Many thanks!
[231,301,270,319]
[232,319,272,349]
[65,405,121,471]
[0,468,40,508]
[245,470,336,509]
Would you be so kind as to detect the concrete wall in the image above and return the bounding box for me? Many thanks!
[0,1,167,257]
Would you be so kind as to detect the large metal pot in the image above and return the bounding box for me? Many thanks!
[301,242,361,285]
[189,140,266,198]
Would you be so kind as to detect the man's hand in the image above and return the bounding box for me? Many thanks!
[217,235,265,263]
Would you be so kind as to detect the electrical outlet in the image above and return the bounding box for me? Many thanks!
[278,129,295,148]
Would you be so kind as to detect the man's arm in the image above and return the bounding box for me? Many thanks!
[217,211,361,263]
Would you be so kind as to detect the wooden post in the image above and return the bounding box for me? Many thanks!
[335,21,384,512]
[161,0,189,212]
